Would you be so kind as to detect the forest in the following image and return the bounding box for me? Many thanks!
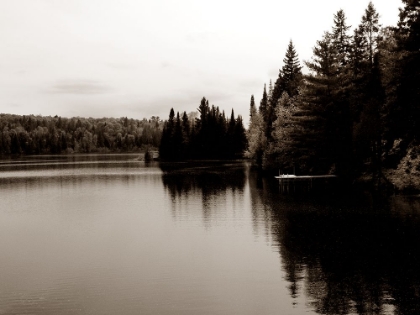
[246,0,419,189]
[0,114,162,154]
[159,97,247,160]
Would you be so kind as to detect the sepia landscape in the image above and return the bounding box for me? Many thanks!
[1,0,419,314]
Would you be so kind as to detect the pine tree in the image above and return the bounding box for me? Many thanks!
[173,112,184,159]
[234,116,247,158]
[281,40,303,97]
[303,32,345,174]
[359,2,381,68]
[350,27,369,77]
[332,9,352,68]
[393,0,420,139]
[305,32,338,99]
[159,108,175,159]
[353,54,385,181]
[168,108,175,129]
[249,95,257,121]
[269,92,299,172]
[259,84,268,123]
[271,72,284,111]
[182,111,190,137]
[195,97,209,157]
[246,108,266,168]
[268,80,273,105]
[227,109,237,158]
[267,41,302,158]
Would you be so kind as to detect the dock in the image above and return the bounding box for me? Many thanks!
[275,174,337,192]
[275,174,337,181]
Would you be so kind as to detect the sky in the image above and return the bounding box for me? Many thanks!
[0,0,403,125]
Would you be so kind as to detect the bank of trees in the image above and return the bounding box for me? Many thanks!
[159,97,247,160]
[246,1,420,184]
[0,114,162,154]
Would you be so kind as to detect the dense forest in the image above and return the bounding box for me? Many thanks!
[246,0,420,189]
[0,114,162,154]
[159,97,247,160]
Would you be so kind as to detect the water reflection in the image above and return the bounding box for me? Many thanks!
[2,156,420,314]
[249,173,420,315]
[160,161,246,225]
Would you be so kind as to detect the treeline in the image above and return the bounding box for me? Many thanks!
[159,97,247,160]
[247,0,419,185]
[0,114,162,154]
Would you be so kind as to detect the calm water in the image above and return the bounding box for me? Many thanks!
[1,154,420,315]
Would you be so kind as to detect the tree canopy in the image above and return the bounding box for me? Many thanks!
[0,114,162,155]
[246,1,420,188]
[159,97,247,160]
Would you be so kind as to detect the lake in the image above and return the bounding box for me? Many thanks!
[1,154,420,315]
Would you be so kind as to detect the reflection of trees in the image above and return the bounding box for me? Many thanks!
[249,177,420,315]
[248,171,280,245]
[160,161,246,222]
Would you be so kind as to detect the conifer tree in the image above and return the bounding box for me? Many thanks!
[259,84,268,123]
[332,9,352,68]
[303,32,345,174]
[269,92,299,172]
[226,109,237,158]
[234,115,247,158]
[268,80,273,105]
[271,72,283,110]
[359,2,381,68]
[270,41,303,143]
[246,109,266,168]
[281,40,303,97]
[168,108,175,129]
[305,32,338,100]
[350,28,369,77]
[159,108,175,159]
[353,54,385,181]
[393,0,420,139]
[195,97,209,157]
[173,112,184,159]
[182,111,190,137]
[249,95,257,121]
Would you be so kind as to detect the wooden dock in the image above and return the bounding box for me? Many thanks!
[275,174,337,193]
[275,174,337,181]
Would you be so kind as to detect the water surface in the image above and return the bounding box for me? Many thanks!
[1,155,419,314]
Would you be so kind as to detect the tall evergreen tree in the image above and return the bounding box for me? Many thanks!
[234,116,247,158]
[259,84,268,123]
[359,2,381,68]
[159,108,175,159]
[246,96,266,168]
[393,0,420,139]
[332,9,352,68]
[181,111,191,157]
[182,111,190,137]
[269,92,300,172]
[168,108,175,129]
[353,54,385,182]
[350,28,369,78]
[271,72,284,110]
[303,32,344,174]
[281,40,303,97]
[305,32,338,100]
[249,95,257,120]
[268,80,273,105]
[349,3,385,180]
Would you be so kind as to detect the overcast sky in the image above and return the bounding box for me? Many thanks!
[0,0,402,124]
